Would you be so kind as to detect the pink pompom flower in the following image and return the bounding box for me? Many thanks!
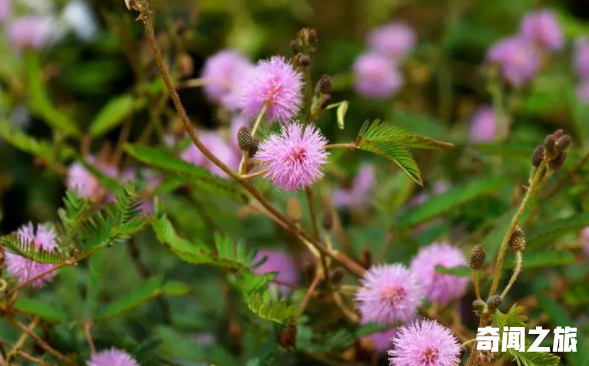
[257,123,328,191]
[5,223,59,287]
[365,327,399,354]
[8,16,54,50]
[355,264,423,325]
[67,158,118,202]
[353,52,403,99]
[519,9,564,52]
[469,106,496,143]
[254,250,298,294]
[574,37,589,79]
[180,131,240,178]
[367,22,416,60]
[333,163,376,209]
[87,348,139,366]
[410,243,468,305]
[0,0,11,23]
[388,320,461,366]
[202,50,253,110]
[487,36,541,87]
[238,56,303,124]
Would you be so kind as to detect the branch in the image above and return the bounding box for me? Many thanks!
[11,319,77,366]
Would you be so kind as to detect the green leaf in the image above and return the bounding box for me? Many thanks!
[85,250,107,319]
[504,251,575,269]
[0,232,66,264]
[89,94,137,137]
[397,178,505,228]
[435,265,471,277]
[527,213,589,248]
[162,281,191,296]
[14,298,67,322]
[326,101,349,129]
[24,52,80,136]
[245,292,301,325]
[95,275,163,321]
[356,120,422,185]
[125,143,247,203]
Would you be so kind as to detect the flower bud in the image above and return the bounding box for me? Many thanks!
[549,152,566,170]
[297,54,311,68]
[237,126,254,152]
[531,145,544,167]
[473,299,486,311]
[290,40,302,54]
[486,295,502,311]
[248,138,259,157]
[509,226,526,252]
[544,135,556,155]
[552,129,564,139]
[555,135,571,153]
[317,74,333,95]
[469,245,486,270]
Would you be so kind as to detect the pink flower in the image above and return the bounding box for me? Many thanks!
[333,163,375,209]
[576,79,589,105]
[366,327,399,353]
[367,22,416,60]
[202,50,253,110]
[257,123,328,191]
[254,250,298,294]
[238,56,303,124]
[0,0,11,23]
[180,131,240,178]
[87,348,139,366]
[388,320,461,366]
[469,106,496,142]
[67,157,118,201]
[8,16,54,50]
[5,223,59,287]
[580,227,589,259]
[353,52,403,99]
[487,36,541,87]
[574,37,589,79]
[519,9,564,52]
[355,264,422,325]
[410,243,468,305]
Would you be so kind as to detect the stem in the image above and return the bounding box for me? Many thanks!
[7,318,37,362]
[488,159,547,297]
[240,169,269,180]
[306,188,320,240]
[0,338,56,366]
[11,319,77,366]
[250,104,267,137]
[471,269,481,300]
[325,142,356,150]
[138,1,365,278]
[501,250,523,299]
[83,323,96,354]
[462,338,477,347]
[299,275,321,312]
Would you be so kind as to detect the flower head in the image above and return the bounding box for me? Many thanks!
[365,327,399,353]
[410,243,468,305]
[355,264,422,325]
[66,157,118,201]
[576,79,589,105]
[353,52,403,99]
[519,10,564,52]
[254,250,298,294]
[388,320,461,366]
[367,22,416,60]
[334,163,376,209]
[487,36,540,87]
[257,123,328,191]
[238,56,303,124]
[202,50,253,110]
[87,348,139,366]
[8,16,54,50]
[469,106,496,142]
[5,223,59,287]
[0,0,11,23]
[574,37,589,79]
[180,131,240,178]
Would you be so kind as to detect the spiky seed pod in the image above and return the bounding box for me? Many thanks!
[473,299,486,312]
[469,245,486,270]
[286,197,302,222]
[532,145,544,167]
[549,152,567,170]
[248,138,259,157]
[322,209,333,231]
[477,350,496,364]
[555,135,571,153]
[544,134,557,155]
[297,54,311,68]
[509,226,526,252]
[487,295,502,311]
[317,74,333,95]
[330,267,345,284]
[237,126,254,152]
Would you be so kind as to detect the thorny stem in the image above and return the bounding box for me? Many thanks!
[11,319,77,366]
[501,250,523,299]
[139,1,365,278]
[488,158,547,298]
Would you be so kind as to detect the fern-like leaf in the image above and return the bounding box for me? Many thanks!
[0,233,66,264]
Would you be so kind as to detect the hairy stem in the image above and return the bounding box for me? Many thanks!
[325,142,356,150]
[83,323,96,354]
[240,169,270,180]
[471,269,481,300]
[501,250,523,299]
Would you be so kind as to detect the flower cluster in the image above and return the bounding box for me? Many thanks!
[353,22,416,99]
[87,348,139,366]
[201,50,253,110]
[487,9,563,87]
